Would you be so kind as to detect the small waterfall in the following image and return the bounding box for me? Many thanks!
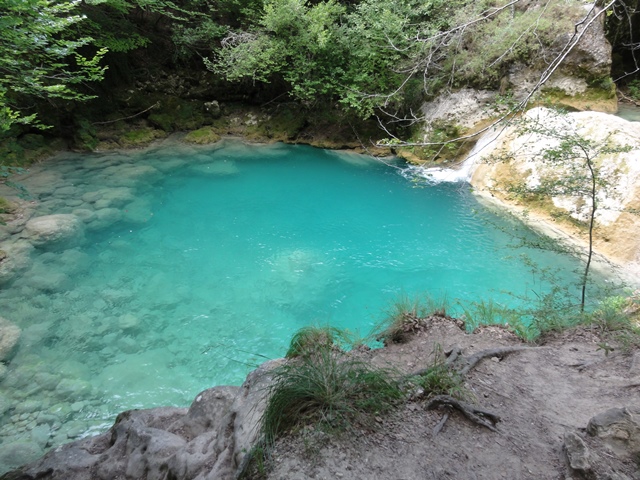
[401,127,501,184]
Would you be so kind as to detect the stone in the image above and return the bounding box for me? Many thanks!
[88,208,123,231]
[26,270,72,293]
[24,214,84,250]
[118,314,140,331]
[587,406,640,459]
[0,441,44,473]
[564,431,591,472]
[0,240,34,285]
[0,316,21,362]
[31,424,51,449]
[6,360,281,480]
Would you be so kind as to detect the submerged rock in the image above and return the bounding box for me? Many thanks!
[0,317,21,362]
[24,215,84,250]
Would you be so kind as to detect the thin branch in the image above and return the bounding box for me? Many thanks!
[92,102,160,126]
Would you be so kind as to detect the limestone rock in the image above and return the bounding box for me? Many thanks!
[0,240,34,285]
[469,108,640,277]
[24,214,84,250]
[6,360,281,480]
[0,317,21,362]
[587,406,640,459]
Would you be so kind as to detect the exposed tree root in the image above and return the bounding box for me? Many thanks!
[456,346,539,376]
[426,395,501,432]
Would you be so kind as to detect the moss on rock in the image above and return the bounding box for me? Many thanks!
[118,127,167,148]
[184,127,221,145]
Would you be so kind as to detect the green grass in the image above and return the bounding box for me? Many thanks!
[285,325,346,359]
[375,294,450,345]
[261,348,403,447]
[406,344,468,401]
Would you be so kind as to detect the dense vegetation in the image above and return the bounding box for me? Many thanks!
[0,0,638,147]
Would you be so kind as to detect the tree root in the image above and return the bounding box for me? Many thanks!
[457,346,539,376]
[426,395,501,432]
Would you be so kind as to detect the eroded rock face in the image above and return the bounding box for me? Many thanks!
[3,359,282,480]
[469,107,640,276]
[23,215,84,250]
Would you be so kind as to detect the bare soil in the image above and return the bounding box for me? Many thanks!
[259,318,640,480]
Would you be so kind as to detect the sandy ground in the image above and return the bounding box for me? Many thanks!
[257,318,640,480]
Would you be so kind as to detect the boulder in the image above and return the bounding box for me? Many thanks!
[587,406,640,459]
[468,108,640,277]
[24,214,84,250]
[0,317,21,362]
[0,240,34,285]
[5,360,282,480]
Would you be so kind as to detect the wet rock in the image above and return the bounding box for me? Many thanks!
[0,317,21,362]
[118,314,140,331]
[88,208,122,231]
[72,208,96,224]
[26,270,72,293]
[0,240,34,285]
[24,214,84,250]
[31,424,51,449]
[122,199,153,224]
[0,441,44,473]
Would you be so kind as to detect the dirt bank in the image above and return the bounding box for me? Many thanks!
[262,318,640,480]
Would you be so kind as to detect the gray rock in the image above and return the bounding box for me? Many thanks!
[0,441,44,473]
[31,424,51,449]
[0,240,34,286]
[6,360,281,480]
[587,406,640,459]
[564,431,591,472]
[24,214,84,250]
[0,317,21,362]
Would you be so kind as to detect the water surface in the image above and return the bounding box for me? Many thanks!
[0,140,607,470]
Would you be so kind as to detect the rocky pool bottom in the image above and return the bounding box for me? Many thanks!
[0,139,620,473]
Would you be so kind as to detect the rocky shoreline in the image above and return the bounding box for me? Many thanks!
[3,318,639,480]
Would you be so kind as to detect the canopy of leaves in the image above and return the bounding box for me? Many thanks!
[212,0,589,118]
[0,0,107,131]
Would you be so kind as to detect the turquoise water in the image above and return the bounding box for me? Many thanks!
[0,140,604,470]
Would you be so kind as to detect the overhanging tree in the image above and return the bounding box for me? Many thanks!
[0,0,108,132]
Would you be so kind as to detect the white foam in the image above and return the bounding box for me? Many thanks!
[401,128,501,184]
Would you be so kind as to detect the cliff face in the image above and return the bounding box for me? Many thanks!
[468,107,640,278]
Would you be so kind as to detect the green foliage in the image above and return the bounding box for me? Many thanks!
[0,196,14,214]
[586,295,640,352]
[375,293,449,345]
[212,0,593,119]
[286,325,346,358]
[407,345,467,400]
[260,346,403,447]
[0,0,107,131]
[628,79,640,101]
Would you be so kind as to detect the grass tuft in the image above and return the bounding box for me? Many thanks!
[407,344,468,401]
[285,325,345,359]
[375,294,450,345]
[260,348,403,447]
